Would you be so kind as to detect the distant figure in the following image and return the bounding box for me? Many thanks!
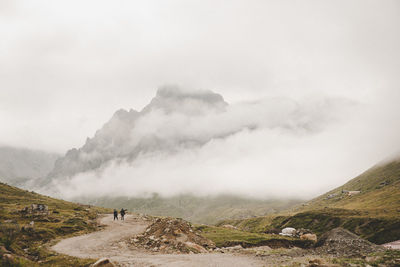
[120,208,126,220]
[113,209,118,220]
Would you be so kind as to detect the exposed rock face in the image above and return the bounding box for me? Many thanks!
[47,108,140,179]
[47,87,227,179]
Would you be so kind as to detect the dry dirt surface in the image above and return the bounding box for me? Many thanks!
[383,240,400,250]
[52,214,266,267]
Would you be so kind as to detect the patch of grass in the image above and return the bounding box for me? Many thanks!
[227,208,400,245]
[217,215,277,233]
[332,250,400,267]
[295,160,400,216]
[194,225,312,248]
[0,182,111,266]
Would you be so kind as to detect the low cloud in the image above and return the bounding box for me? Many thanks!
[42,87,379,200]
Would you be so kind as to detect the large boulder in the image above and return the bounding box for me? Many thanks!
[279,227,296,236]
[301,233,317,242]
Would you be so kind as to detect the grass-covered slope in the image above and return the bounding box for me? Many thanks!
[296,159,400,213]
[218,159,400,245]
[0,182,110,266]
[268,208,400,245]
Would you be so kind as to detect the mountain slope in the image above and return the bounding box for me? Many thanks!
[46,86,346,185]
[218,158,400,244]
[77,194,302,224]
[0,182,109,266]
[47,87,228,179]
[295,158,400,213]
[0,146,59,186]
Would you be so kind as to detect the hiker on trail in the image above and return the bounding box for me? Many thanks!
[120,208,126,220]
[113,209,118,220]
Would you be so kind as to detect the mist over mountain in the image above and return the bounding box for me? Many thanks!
[0,146,59,187]
[41,86,358,200]
[48,86,228,179]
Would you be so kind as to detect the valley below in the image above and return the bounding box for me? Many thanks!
[1,139,400,266]
[1,180,399,267]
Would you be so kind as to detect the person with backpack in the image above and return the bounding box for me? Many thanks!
[113,209,118,220]
[120,208,126,220]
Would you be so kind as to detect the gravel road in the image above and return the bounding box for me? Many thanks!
[52,214,266,267]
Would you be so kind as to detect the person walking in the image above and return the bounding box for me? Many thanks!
[113,209,118,220]
[120,208,126,220]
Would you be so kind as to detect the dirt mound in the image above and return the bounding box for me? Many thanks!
[315,227,384,257]
[129,217,215,254]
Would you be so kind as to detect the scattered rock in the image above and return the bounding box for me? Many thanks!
[301,233,317,242]
[325,194,338,200]
[184,242,208,253]
[251,245,271,251]
[91,258,115,267]
[221,224,238,230]
[280,227,296,236]
[307,258,341,267]
[315,228,384,257]
[222,245,243,252]
[308,259,323,267]
[295,228,313,237]
[279,227,315,239]
[130,217,215,254]
[0,246,11,254]
[20,204,49,216]
[2,253,14,261]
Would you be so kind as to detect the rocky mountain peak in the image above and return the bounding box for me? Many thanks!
[143,86,227,114]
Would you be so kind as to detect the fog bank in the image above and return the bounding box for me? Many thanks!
[43,87,400,200]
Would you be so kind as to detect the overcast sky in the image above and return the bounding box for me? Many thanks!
[1,1,400,197]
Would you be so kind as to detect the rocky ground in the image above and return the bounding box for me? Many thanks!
[51,214,399,267]
[315,227,385,257]
[52,214,266,267]
[128,217,215,253]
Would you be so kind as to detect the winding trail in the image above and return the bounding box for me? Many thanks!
[52,214,265,267]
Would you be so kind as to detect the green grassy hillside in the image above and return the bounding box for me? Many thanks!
[80,194,301,224]
[0,182,110,266]
[296,159,400,213]
[218,159,400,245]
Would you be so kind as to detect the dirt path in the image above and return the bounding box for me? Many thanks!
[52,214,265,267]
